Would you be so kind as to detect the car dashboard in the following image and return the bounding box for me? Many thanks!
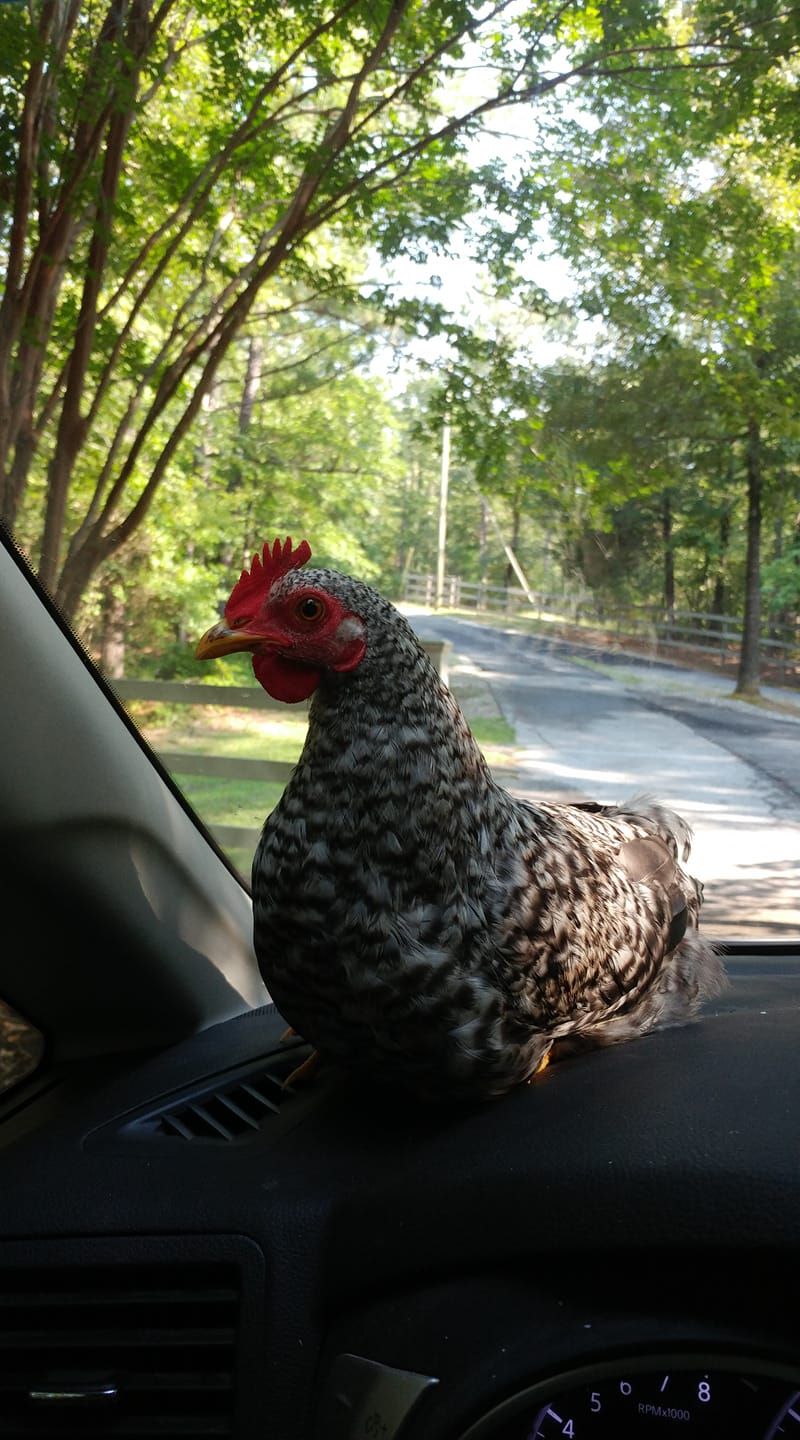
[0,944,799,1439]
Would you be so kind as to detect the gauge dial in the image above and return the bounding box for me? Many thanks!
[459,1359,800,1440]
[765,1392,800,1438]
[529,1369,770,1435]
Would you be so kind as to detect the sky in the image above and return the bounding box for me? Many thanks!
[371,95,598,389]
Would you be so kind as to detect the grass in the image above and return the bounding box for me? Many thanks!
[468,715,516,768]
[469,716,515,746]
[729,691,800,719]
[175,774,287,829]
[132,703,309,764]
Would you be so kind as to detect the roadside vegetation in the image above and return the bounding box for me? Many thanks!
[1,0,798,700]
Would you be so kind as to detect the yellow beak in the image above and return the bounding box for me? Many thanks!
[195,621,272,660]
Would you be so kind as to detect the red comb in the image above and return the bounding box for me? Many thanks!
[225,536,312,622]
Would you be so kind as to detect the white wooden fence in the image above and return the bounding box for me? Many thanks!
[404,573,799,684]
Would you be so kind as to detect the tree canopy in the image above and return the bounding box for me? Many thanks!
[1,0,798,685]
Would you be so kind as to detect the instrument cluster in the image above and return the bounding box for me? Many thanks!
[459,1356,800,1438]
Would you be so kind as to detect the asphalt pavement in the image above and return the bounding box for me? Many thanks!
[405,609,800,941]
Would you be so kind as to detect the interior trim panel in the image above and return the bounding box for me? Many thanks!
[0,951,799,1437]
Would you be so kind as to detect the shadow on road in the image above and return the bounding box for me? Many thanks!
[702,860,800,939]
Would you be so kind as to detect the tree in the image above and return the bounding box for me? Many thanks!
[505,38,800,689]
[2,0,793,624]
[80,305,407,672]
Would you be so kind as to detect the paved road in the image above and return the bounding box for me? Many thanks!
[407,611,800,941]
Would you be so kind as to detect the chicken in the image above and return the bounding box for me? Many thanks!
[196,536,724,1102]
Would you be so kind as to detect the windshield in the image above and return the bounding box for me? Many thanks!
[1,0,798,1097]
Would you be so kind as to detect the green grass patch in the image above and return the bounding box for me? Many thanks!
[469,716,515,746]
[730,691,800,717]
[164,770,286,885]
[170,774,285,830]
[128,652,255,686]
[468,715,516,768]
[158,717,307,763]
[138,706,308,762]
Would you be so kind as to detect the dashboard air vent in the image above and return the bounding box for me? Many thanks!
[124,1045,313,1144]
[0,1261,240,1438]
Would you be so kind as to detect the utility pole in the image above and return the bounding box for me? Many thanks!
[435,410,451,608]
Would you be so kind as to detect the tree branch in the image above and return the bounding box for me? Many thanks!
[94,0,363,326]
[58,0,414,598]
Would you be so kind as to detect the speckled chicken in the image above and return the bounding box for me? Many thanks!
[196,537,724,1101]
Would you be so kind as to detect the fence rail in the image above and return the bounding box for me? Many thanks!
[113,638,450,715]
[404,574,800,684]
[114,678,296,711]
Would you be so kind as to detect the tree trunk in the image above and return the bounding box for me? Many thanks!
[0,0,158,539]
[770,499,785,640]
[38,1,150,593]
[478,495,489,609]
[99,586,126,678]
[238,334,263,435]
[711,507,730,618]
[396,458,417,578]
[734,418,762,697]
[662,488,674,617]
[229,336,263,565]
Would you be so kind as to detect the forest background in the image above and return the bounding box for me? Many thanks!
[1,0,799,697]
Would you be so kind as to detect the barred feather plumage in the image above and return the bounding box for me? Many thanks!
[241,563,724,1102]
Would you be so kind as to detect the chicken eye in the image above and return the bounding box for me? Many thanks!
[296,596,326,623]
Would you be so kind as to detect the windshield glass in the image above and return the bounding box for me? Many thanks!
[1,0,797,1069]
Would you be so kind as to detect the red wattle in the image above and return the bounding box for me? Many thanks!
[253,652,322,703]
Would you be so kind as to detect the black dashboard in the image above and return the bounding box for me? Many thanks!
[1,943,799,1439]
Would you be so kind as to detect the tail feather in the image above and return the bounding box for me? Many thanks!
[621,794,694,862]
[549,931,726,1056]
